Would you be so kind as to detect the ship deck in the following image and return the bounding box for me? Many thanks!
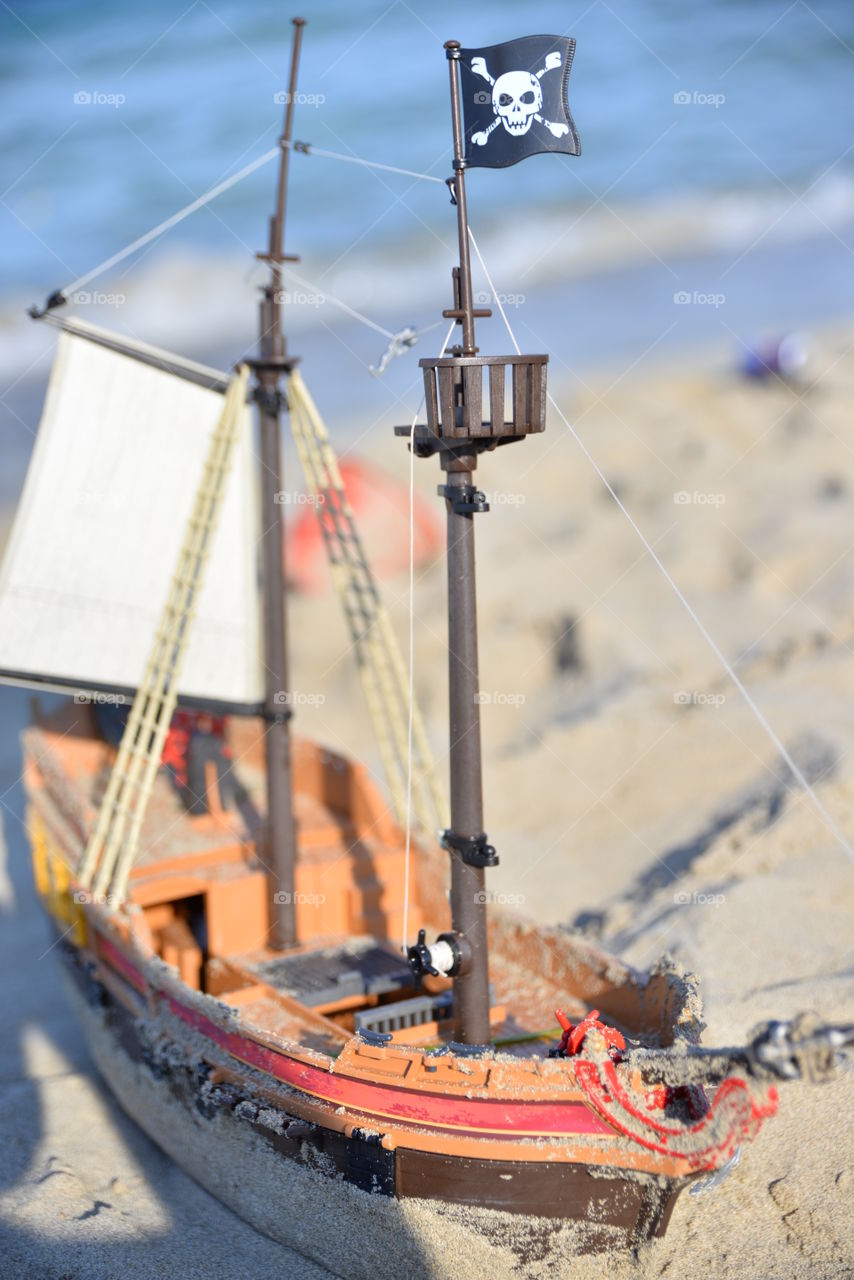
[24,700,619,1057]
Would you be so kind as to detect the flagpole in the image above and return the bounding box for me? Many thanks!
[444,42,477,356]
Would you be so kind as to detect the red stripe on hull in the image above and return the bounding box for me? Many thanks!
[167,994,614,1138]
[97,934,148,993]
[92,933,613,1138]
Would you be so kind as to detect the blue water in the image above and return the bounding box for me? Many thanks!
[1,0,853,419]
[2,0,853,282]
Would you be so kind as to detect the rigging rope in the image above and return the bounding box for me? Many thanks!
[281,261,394,339]
[402,318,457,956]
[278,261,444,369]
[284,138,446,185]
[40,139,444,329]
[467,225,854,865]
[61,149,281,299]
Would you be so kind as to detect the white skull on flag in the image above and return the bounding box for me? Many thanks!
[459,36,581,168]
[470,50,568,145]
[492,70,543,136]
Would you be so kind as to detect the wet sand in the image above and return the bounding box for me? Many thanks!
[1,329,853,1277]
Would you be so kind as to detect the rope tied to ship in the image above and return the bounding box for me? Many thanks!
[562,1011,853,1171]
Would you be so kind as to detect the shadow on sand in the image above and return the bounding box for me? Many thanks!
[0,687,340,1279]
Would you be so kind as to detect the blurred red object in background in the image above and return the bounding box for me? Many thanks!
[284,458,442,595]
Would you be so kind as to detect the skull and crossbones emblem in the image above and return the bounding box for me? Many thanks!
[469,50,570,146]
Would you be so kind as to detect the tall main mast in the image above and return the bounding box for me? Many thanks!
[400,41,549,1043]
[251,16,305,950]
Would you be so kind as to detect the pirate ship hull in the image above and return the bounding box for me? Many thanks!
[22,701,776,1271]
[58,959,687,1276]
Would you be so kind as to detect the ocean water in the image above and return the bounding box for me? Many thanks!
[1,0,853,470]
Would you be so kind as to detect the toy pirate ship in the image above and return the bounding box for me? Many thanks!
[2,21,850,1277]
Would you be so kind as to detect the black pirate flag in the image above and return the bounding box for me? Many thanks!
[459,35,580,169]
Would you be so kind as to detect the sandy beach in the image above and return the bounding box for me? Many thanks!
[3,0,854,1268]
[1,326,853,1277]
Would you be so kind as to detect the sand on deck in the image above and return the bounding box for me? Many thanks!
[1,332,853,1277]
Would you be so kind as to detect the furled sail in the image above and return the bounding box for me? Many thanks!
[0,328,263,709]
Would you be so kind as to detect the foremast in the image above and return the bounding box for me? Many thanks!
[250,16,306,950]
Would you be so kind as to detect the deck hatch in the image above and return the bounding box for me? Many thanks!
[252,941,412,1007]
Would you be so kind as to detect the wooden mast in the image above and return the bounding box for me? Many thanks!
[438,41,492,1044]
[251,16,306,950]
[398,41,549,1044]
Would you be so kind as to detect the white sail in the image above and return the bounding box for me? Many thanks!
[0,330,264,708]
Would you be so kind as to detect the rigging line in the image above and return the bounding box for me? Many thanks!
[40,137,444,308]
[467,225,854,865]
[284,139,446,185]
[279,262,393,339]
[42,138,444,333]
[60,147,281,299]
[279,262,447,345]
[402,318,458,956]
